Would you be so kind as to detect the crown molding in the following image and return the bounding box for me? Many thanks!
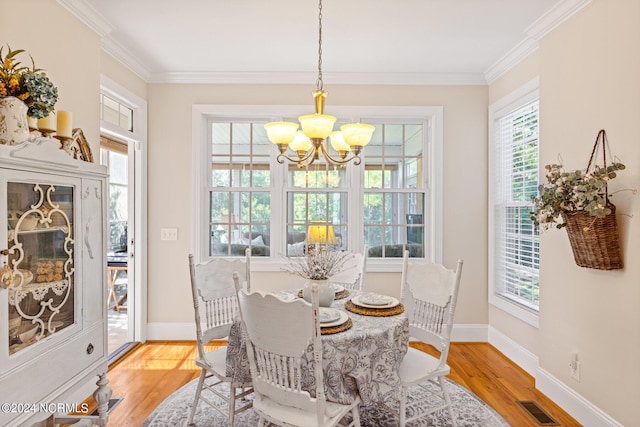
[149,71,487,86]
[484,0,592,84]
[484,38,539,84]
[55,0,113,37]
[526,0,592,41]
[101,38,152,82]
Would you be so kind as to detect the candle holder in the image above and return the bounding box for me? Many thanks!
[54,134,72,149]
[39,128,56,138]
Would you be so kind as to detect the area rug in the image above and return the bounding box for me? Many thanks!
[142,378,510,427]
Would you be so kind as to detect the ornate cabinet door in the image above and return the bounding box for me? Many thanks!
[0,142,110,427]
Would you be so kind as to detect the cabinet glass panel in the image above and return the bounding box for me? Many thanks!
[4,182,74,355]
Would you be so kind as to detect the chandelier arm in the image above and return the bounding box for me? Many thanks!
[276,147,317,166]
[318,141,362,166]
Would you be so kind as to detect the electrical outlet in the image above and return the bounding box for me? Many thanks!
[569,352,580,381]
[160,228,178,241]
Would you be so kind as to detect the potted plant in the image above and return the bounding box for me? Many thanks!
[530,131,627,270]
[0,45,58,145]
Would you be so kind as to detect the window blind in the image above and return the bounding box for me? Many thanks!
[494,100,540,310]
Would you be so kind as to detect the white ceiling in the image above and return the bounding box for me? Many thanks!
[59,0,589,84]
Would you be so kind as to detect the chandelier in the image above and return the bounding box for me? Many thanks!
[264,0,375,167]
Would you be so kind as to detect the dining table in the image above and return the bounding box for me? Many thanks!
[225,287,410,424]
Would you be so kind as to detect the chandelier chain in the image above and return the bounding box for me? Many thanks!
[317,0,323,91]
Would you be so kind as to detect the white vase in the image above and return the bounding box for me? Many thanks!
[302,279,335,307]
[0,97,30,145]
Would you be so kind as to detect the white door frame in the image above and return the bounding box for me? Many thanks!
[100,74,148,343]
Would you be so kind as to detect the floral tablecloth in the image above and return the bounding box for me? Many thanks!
[226,290,410,412]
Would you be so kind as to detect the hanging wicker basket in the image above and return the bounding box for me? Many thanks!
[561,129,624,270]
[563,205,623,270]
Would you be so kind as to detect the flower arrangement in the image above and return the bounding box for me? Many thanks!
[0,45,58,119]
[530,161,626,230]
[284,249,352,280]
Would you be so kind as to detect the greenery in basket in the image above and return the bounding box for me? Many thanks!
[284,248,352,280]
[0,45,58,119]
[530,161,625,230]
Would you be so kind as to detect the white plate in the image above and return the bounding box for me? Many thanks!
[352,294,400,309]
[320,310,349,328]
[332,284,345,294]
[319,308,341,323]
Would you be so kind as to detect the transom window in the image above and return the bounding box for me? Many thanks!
[193,105,443,269]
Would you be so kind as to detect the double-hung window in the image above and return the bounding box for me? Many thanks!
[193,105,443,269]
[489,79,540,325]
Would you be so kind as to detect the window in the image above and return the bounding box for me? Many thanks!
[100,137,128,256]
[364,124,426,258]
[193,105,443,269]
[489,79,540,326]
[209,122,271,257]
[100,94,133,132]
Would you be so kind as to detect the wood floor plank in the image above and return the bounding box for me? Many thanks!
[83,341,581,426]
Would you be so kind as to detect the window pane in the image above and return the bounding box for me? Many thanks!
[289,164,345,188]
[493,99,540,309]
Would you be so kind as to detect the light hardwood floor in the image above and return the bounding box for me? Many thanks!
[95,341,581,426]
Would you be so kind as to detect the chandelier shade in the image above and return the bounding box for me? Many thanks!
[264,0,375,167]
[264,121,299,145]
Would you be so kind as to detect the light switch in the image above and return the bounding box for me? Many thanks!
[160,228,178,241]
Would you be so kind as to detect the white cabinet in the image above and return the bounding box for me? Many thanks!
[0,137,110,426]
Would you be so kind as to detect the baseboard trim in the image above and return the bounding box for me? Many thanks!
[536,368,623,427]
[487,326,539,377]
[489,326,622,427]
[147,322,196,341]
[451,323,488,342]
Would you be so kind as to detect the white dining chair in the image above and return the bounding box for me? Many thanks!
[187,253,253,426]
[329,245,368,291]
[397,250,464,427]
[234,276,361,427]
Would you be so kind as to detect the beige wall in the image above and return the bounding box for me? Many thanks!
[146,83,489,325]
[489,1,640,424]
[100,52,148,101]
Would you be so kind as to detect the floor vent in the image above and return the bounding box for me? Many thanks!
[517,400,560,426]
[90,397,124,416]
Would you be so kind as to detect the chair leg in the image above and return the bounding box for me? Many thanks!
[399,386,407,427]
[439,376,457,427]
[228,385,237,426]
[187,369,207,425]
[351,407,361,427]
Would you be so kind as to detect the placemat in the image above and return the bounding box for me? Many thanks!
[345,300,405,317]
[297,289,350,300]
[320,317,352,335]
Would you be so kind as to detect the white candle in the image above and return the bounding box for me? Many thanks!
[57,111,73,138]
[38,112,56,133]
[27,116,38,130]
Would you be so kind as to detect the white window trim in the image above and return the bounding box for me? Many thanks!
[488,77,540,328]
[192,104,443,272]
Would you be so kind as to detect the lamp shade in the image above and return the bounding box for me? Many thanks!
[307,221,336,246]
[340,123,375,147]
[299,114,337,139]
[329,131,350,152]
[264,121,299,145]
[289,131,313,152]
